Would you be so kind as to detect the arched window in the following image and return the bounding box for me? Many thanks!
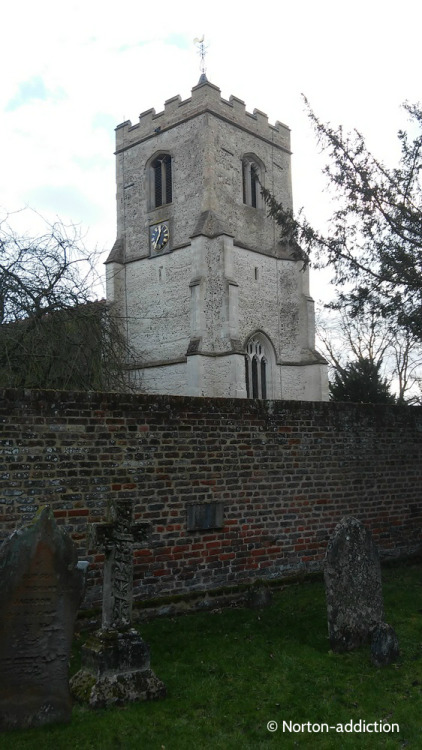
[245,336,269,399]
[151,154,172,208]
[242,156,263,208]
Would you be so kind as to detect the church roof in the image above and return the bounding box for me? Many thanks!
[104,238,124,265]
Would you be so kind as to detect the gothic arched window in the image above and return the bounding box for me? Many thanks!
[151,154,172,208]
[245,336,269,399]
[242,156,263,208]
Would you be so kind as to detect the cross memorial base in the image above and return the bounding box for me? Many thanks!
[70,628,166,709]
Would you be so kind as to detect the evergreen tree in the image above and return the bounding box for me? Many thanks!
[317,307,422,404]
[261,100,422,343]
[329,358,396,403]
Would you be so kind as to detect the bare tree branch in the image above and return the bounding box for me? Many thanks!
[0,211,136,391]
[261,100,422,344]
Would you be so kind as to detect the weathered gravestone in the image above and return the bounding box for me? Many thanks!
[70,498,166,708]
[0,507,86,730]
[324,517,384,652]
[370,622,400,667]
[247,583,273,610]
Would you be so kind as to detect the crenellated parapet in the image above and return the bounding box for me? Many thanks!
[115,79,291,153]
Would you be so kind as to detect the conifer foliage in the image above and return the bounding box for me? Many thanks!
[261,100,422,343]
[329,358,396,403]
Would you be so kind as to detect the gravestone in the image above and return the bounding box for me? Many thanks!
[0,507,86,730]
[247,583,273,609]
[70,498,166,708]
[324,517,384,652]
[370,622,400,667]
[94,497,149,629]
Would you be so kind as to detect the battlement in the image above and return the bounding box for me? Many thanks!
[115,80,291,153]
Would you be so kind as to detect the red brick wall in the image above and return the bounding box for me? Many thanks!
[1,389,421,607]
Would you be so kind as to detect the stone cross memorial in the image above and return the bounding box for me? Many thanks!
[70,498,166,708]
[94,498,149,629]
[0,507,86,730]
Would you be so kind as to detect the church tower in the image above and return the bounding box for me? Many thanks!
[106,78,328,400]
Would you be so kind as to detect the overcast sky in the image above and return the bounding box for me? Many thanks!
[2,0,421,301]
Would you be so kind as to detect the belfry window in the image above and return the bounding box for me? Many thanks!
[245,338,268,399]
[242,157,262,208]
[151,154,172,207]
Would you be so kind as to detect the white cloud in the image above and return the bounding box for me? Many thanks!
[1,0,421,300]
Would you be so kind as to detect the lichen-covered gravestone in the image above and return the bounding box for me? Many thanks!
[370,622,400,667]
[324,517,384,652]
[70,498,166,708]
[0,507,86,729]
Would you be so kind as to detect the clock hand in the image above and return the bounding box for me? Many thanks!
[152,227,160,250]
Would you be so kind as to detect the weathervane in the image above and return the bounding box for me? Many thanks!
[193,35,208,82]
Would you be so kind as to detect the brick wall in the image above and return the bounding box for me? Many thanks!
[1,389,421,608]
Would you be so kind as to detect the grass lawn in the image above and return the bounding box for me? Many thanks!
[1,562,421,749]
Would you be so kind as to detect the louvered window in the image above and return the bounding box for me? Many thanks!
[250,165,258,208]
[242,158,261,208]
[152,154,172,207]
[165,157,172,204]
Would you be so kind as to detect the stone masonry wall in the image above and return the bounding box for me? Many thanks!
[0,390,421,609]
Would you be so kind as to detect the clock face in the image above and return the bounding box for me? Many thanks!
[150,222,170,252]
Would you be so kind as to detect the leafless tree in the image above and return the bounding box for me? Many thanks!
[317,307,422,404]
[0,211,135,391]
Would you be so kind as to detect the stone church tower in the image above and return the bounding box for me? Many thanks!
[106,77,328,400]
